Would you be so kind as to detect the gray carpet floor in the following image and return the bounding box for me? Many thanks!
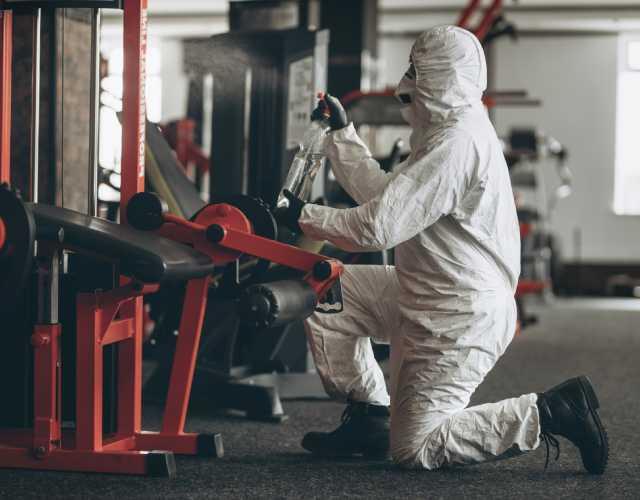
[0,298,638,499]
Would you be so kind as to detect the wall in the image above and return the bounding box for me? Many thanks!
[492,34,640,263]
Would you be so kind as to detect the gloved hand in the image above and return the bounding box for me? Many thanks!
[312,93,348,131]
[274,190,306,234]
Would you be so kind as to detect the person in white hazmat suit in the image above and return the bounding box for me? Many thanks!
[275,25,608,473]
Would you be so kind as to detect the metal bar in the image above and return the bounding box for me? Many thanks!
[75,294,104,451]
[116,320,142,435]
[220,227,328,272]
[473,0,503,42]
[88,8,101,217]
[0,447,151,475]
[0,10,12,185]
[457,0,481,29]
[120,0,148,223]
[161,277,210,434]
[30,8,41,202]
[117,300,142,436]
[36,250,60,324]
[32,324,62,455]
[241,68,251,194]
[118,0,148,441]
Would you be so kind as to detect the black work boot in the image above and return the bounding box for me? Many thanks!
[536,376,609,474]
[301,401,390,458]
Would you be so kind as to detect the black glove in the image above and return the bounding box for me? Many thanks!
[274,190,305,234]
[312,93,348,131]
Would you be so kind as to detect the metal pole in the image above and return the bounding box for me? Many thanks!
[30,8,41,203]
[0,10,13,185]
[120,0,148,223]
[88,8,101,217]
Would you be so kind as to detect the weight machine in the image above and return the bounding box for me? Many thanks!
[0,0,343,477]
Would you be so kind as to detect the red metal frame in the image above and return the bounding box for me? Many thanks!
[516,279,547,296]
[0,0,227,477]
[0,270,223,475]
[0,0,342,476]
[120,0,148,222]
[162,119,210,175]
[0,9,12,185]
[457,0,503,42]
[158,203,344,299]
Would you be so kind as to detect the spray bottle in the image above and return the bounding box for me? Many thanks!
[276,93,331,209]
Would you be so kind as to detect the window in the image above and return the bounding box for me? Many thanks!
[614,36,640,215]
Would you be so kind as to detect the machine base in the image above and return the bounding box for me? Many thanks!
[0,429,223,476]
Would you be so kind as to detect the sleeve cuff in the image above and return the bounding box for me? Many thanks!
[327,122,357,143]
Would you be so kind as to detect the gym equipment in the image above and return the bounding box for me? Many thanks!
[508,128,570,295]
[0,0,192,477]
[161,119,210,197]
[506,128,571,330]
[124,191,343,334]
[184,27,329,206]
[0,185,343,475]
[0,187,223,476]
[135,191,344,422]
[0,0,345,477]
[102,118,323,420]
[457,0,507,44]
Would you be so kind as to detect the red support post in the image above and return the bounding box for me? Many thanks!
[31,324,62,456]
[456,0,503,43]
[0,10,12,185]
[117,297,143,437]
[473,0,503,42]
[119,0,147,443]
[161,277,210,434]
[120,0,148,222]
[457,0,481,29]
[75,294,105,451]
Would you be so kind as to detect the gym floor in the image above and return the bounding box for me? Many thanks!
[0,298,638,499]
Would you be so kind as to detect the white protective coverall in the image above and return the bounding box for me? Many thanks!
[298,26,541,470]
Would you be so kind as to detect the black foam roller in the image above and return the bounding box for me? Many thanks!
[239,280,318,329]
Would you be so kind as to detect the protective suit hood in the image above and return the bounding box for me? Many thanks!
[399,26,487,127]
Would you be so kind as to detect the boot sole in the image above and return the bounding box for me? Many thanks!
[577,376,609,475]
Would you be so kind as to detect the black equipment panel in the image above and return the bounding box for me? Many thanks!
[1,0,122,8]
[0,187,35,314]
[184,29,329,206]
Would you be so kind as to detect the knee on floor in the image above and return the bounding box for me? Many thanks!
[390,430,443,471]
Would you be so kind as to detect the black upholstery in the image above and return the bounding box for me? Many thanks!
[29,204,216,283]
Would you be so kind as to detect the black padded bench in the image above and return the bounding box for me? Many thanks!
[29,203,216,283]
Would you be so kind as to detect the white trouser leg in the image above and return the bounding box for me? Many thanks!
[304,265,400,406]
[390,293,541,469]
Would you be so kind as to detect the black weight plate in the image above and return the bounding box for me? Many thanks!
[126,192,167,231]
[192,195,277,284]
[0,186,35,314]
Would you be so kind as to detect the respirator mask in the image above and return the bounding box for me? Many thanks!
[394,62,418,127]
